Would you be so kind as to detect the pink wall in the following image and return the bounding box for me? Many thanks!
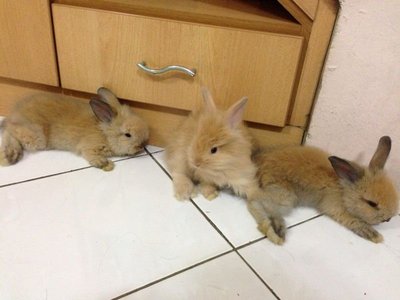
[306,0,400,190]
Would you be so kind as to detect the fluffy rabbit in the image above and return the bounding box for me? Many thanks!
[0,87,149,171]
[165,87,260,200]
[248,136,398,244]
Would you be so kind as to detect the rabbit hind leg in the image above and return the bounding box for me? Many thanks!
[248,184,297,245]
[8,122,47,151]
[0,130,23,165]
[248,199,290,245]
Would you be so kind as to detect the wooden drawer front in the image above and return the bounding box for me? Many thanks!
[53,5,303,126]
[0,0,58,86]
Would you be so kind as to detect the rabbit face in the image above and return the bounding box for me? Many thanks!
[188,114,248,182]
[342,171,398,225]
[185,89,251,185]
[91,90,149,157]
[330,136,398,225]
[100,106,149,156]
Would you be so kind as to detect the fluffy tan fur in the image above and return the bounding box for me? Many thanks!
[165,88,259,200]
[248,137,398,245]
[0,88,149,170]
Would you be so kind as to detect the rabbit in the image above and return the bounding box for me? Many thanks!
[165,87,260,201]
[247,136,398,245]
[0,87,149,171]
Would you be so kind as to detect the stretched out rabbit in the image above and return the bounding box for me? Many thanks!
[0,87,149,171]
[248,136,398,244]
[165,87,260,200]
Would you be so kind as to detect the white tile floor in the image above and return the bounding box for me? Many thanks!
[0,138,399,299]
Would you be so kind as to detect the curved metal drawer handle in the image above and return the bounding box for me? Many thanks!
[137,61,196,77]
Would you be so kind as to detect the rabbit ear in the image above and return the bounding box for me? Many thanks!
[90,97,116,123]
[328,156,364,183]
[97,87,121,108]
[369,136,391,171]
[226,97,248,129]
[201,87,217,112]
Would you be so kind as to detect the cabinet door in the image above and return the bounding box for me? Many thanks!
[53,5,303,127]
[0,0,58,86]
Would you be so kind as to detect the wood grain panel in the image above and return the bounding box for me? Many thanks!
[52,4,303,127]
[54,0,301,35]
[0,80,303,147]
[0,0,59,86]
[289,0,338,127]
[278,0,313,30]
[293,0,319,19]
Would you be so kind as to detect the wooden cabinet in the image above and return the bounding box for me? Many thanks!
[0,0,58,86]
[53,4,303,127]
[0,0,339,147]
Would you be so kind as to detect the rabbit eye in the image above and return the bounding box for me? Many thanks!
[125,133,131,138]
[364,198,378,208]
[210,147,218,154]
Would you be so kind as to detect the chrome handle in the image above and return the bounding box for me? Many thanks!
[137,61,196,77]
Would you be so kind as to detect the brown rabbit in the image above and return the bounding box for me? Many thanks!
[0,87,149,171]
[248,136,398,244]
[165,87,260,201]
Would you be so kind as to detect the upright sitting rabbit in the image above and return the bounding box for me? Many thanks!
[165,87,260,200]
[248,136,398,244]
[0,87,149,171]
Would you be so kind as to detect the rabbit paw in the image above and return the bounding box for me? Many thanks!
[258,219,285,245]
[17,129,46,151]
[89,157,114,171]
[271,216,287,240]
[0,147,22,165]
[101,160,115,171]
[356,226,383,243]
[200,183,219,201]
[173,177,196,201]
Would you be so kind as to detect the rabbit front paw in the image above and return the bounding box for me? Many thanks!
[258,218,285,245]
[356,226,383,243]
[200,183,219,201]
[173,177,196,201]
[89,157,115,171]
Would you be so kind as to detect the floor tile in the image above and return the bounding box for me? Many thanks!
[121,252,276,300]
[0,155,230,300]
[239,215,400,300]
[152,152,319,246]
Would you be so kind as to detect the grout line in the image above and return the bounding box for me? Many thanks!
[0,166,93,189]
[235,250,281,300]
[189,199,236,249]
[145,149,171,179]
[236,236,268,251]
[287,214,323,229]
[0,151,159,189]
[111,249,235,300]
[146,150,281,299]
[235,214,324,251]
[146,149,235,247]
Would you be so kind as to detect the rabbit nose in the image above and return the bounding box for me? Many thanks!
[193,158,202,167]
[384,218,391,222]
